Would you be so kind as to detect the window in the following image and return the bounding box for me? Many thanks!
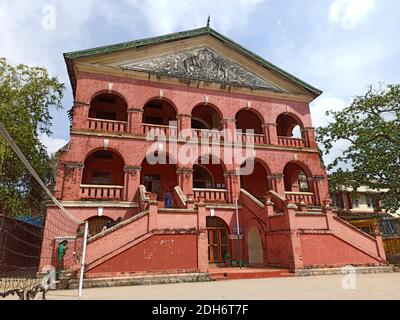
[144,175,161,199]
[380,219,398,237]
[92,172,112,185]
[352,196,360,208]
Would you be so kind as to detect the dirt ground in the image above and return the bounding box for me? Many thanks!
[40,272,400,300]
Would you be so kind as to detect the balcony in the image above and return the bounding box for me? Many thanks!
[88,118,127,134]
[193,188,229,203]
[235,132,265,145]
[191,129,224,143]
[285,191,316,206]
[143,124,177,138]
[80,185,124,201]
[278,136,305,148]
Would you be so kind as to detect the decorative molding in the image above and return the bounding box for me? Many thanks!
[118,47,281,91]
[73,101,90,107]
[127,108,143,113]
[64,162,84,169]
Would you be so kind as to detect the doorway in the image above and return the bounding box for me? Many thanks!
[206,217,229,264]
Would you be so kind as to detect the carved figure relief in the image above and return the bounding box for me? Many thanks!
[118,47,281,91]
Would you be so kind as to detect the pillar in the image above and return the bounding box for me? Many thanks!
[309,176,325,206]
[263,123,278,145]
[147,193,158,231]
[127,108,143,135]
[123,166,142,202]
[177,168,193,197]
[71,101,89,130]
[302,127,317,148]
[176,114,192,140]
[224,170,240,203]
[374,228,387,262]
[197,197,209,272]
[268,173,285,196]
[63,163,84,201]
[284,202,304,271]
[222,118,236,144]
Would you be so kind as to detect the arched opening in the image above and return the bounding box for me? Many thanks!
[206,216,230,264]
[193,156,226,189]
[235,109,263,134]
[283,162,311,192]
[82,150,124,186]
[247,227,263,265]
[191,104,222,130]
[240,159,272,200]
[143,99,177,126]
[86,216,114,237]
[140,153,177,201]
[276,114,303,139]
[89,93,128,121]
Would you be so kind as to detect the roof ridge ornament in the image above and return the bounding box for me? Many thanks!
[207,15,211,30]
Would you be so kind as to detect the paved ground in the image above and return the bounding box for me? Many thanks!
[44,273,400,300]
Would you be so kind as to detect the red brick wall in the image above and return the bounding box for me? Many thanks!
[87,234,198,274]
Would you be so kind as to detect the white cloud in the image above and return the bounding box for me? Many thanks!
[310,96,348,127]
[329,0,375,29]
[39,134,68,155]
[126,0,265,35]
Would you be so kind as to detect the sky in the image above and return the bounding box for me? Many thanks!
[0,0,399,165]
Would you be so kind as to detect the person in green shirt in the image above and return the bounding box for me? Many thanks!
[56,240,68,278]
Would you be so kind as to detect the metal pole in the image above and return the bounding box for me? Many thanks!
[235,197,242,269]
[78,221,88,297]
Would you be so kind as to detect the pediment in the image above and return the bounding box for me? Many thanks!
[117,47,282,92]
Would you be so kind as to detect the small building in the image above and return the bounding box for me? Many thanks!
[332,186,400,263]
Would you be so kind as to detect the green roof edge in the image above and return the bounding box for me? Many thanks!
[64,26,322,96]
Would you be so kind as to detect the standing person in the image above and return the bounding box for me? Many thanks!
[56,240,68,279]
[164,187,173,208]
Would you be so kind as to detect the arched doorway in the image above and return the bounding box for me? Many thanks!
[89,93,128,121]
[247,227,263,265]
[240,159,272,201]
[191,104,222,130]
[143,99,177,126]
[276,113,303,139]
[86,216,114,237]
[235,109,264,134]
[206,216,229,264]
[82,150,124,186]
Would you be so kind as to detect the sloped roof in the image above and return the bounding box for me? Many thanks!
[64,26,322,97]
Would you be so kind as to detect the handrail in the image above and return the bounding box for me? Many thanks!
[193,188,228,192]
[80,184,123,189]
[240,188,264,209]
[142,123,177,128]
[285,191,314,195]
[87,117,128,124]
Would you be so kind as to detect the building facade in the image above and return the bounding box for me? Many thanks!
[332,186,400,262]
[40,27,387,278]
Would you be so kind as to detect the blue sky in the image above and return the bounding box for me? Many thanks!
[0,0,399,164]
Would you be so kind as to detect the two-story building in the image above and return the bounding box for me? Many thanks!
[39,26,388,279]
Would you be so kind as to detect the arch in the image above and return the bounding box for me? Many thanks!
[235,109,264,134]
[140,153,177,201]
[240,158,272,199]
[143,98,177,126]
[283,161,312,192]
[247,227,263,265]
[206,216,230,264]
[194,155,226,189]
[89,92,128,121]
[82,150,125,186]
[193,164,214,188]
[276,113,304,138]
[191,103,223,130]
[86,215,115,237]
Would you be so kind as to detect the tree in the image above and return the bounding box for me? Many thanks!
[317,84,400,213]
[0,58,65,218]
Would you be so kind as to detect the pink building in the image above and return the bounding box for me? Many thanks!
[40,27,387,279]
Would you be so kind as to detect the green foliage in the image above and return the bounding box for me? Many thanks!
[0,58,65,217]
[317,84,400,213]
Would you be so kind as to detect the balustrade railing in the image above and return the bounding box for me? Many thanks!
[143,124,178,138]
[235,132,265,145]
[80,185,124,200]
[278,136,306,147]
[191,129,224,143]
[285,191,315,205]
[193,188,228,203]
[88,118,127,133]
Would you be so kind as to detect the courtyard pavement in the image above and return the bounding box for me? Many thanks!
[44,272,400,300]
